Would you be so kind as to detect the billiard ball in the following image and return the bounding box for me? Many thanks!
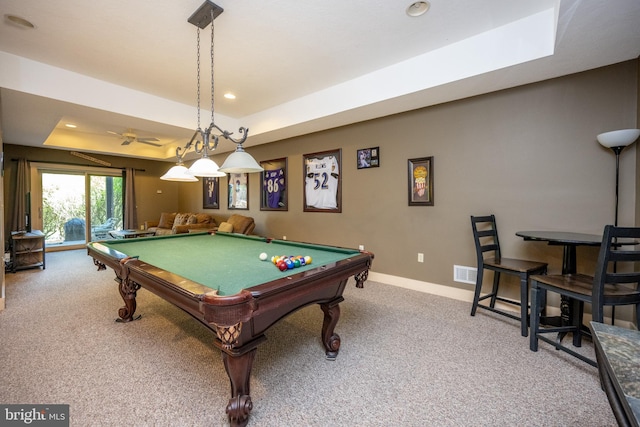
[304,256,312,265]
[259,252,268,261]
[277,261,287,271]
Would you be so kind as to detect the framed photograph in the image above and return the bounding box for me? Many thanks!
[260,158,288,211]
[357,147,379,169]
[303,149,342,213]
[408,156,434,206]
[228,173,249,210]
[203,177,219,209]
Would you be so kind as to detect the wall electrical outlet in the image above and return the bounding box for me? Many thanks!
[282,236,287,240]
[418,253,424,263]
[359,245,365,251]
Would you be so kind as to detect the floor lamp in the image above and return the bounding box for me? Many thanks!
[597,129,640,325]
[597,129,640,226]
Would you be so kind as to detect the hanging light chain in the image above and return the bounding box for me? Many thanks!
[210,7,215,126]
[196,26,201,131]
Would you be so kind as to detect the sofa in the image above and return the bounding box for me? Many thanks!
[145,213,255,236]
[145,212,216,236]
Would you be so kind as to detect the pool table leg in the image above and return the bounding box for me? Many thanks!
[321,296,344,360]
[114,263,141,323]
[222,349,256,427]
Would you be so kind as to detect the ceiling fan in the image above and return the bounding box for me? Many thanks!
[107,129,161,147]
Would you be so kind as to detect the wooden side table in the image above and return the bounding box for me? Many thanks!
[10,230,46,273]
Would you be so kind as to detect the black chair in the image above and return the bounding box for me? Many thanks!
[470,215,548,337]
[530,225,640,366]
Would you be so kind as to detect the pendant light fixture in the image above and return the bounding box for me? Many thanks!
[162,1,262,181]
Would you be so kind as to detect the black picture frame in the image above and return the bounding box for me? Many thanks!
[260,157,288,211]
[357,147,379,169]
[408,156,434,206]
[202,177,219,209]
[228,172,249,210]
[303,149,342,213]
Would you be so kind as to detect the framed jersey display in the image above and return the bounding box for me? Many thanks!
[408,156,434,206]
[303,149,342,213]
[228,172,249,210]
[260,158,288,211]
[203,177,219,209]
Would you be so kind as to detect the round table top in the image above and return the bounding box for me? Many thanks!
[515,230,603,246]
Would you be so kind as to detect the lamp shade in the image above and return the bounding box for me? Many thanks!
[160,165,198,182]
[597,129,640,148]
[219,146,264,173]
[189,156,226,177]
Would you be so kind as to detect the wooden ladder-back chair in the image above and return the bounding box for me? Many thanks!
[470,215,548,337]
[529,225,640,366]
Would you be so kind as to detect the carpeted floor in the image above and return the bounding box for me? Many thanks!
[0,249,616,426]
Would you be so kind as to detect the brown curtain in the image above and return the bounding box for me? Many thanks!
[124,167,137,229]
[11,158,29,232]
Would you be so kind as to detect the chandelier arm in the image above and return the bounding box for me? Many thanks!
[210,123,249,145]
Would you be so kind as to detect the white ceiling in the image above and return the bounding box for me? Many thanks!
[1,0,639,162]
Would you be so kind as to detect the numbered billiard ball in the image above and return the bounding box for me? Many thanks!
[277,261,287,271]
[304,256,312,265]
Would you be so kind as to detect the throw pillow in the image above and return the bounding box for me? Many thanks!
[174,213,191,226]
[157,212,176,229]
[218,222,234,233]
[187,215,198,225]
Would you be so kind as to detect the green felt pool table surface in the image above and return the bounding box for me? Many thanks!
[95,232,361,296]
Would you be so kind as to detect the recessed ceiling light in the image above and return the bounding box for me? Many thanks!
[224,93,236,100]
[406,1,430,17]
[65,123,77,128]
[5,14,35,29]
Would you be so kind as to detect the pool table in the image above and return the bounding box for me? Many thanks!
[87,232,373,426]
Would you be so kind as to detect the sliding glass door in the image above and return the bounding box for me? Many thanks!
[31,164,123,250]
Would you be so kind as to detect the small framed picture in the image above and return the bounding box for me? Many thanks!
[228,173,249,210]
[357,147,379,169]
[408,157,434,206]
[203,177,219,209]
[303,149,342,213]
[260,158,288,211]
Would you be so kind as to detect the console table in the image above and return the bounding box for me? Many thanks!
[10,230,46,273]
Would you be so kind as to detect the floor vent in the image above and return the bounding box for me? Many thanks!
[454,265,477,285]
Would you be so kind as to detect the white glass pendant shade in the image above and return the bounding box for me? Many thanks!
[189,156,226,177]
[219,146,264,173]
[160,164,198,182]
[597,129,640,148]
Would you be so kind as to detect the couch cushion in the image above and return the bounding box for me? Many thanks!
[157,212,177,229]
[218,222,234,233]
[194,213,214,225]
[187,214,198,225]
[227,214,255,235]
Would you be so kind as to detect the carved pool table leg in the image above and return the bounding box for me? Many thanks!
[222,349,256,427]
[321,298,343,360]
[114,264,141,323]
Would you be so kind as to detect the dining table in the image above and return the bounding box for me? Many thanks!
[517,230,638,347]
[516,230,604,346]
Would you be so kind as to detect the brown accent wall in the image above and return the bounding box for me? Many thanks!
[181,60,639,292]
[3,60,639,303]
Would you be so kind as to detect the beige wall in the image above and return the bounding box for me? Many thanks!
[2,60,639,317]
[178,61,639,290]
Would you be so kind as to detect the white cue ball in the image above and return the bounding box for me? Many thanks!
[259,252,268,261]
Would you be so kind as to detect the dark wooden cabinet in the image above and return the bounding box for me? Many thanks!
[11,230,46,273]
